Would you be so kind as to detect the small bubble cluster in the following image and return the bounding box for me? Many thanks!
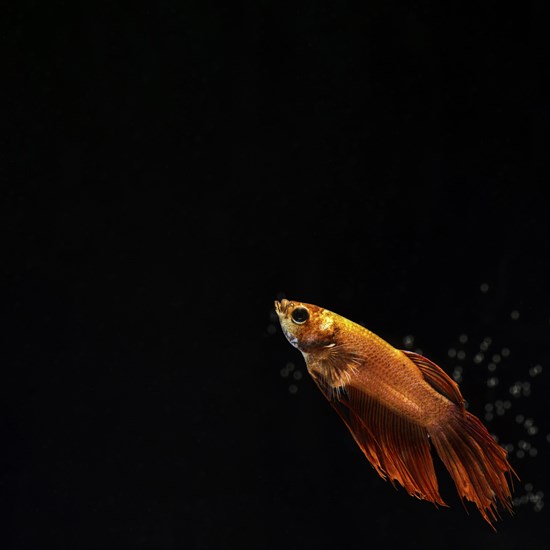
[512,483,544,512]
[504,414,542,458]
[484,400,511,421]
[452,365,463,383]
[462,333,544,462]
[460,335,533,395]
[514,439,538,458]
[447,334,514,391]
[480,337,492,351]
[280,362,304,394]
[432,293,546,515]
[515,415,539,436]
[509,381,532,398]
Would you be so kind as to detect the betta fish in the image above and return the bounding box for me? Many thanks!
[274,299,516,529]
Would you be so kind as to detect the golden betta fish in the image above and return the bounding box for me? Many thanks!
[274,299,517,529]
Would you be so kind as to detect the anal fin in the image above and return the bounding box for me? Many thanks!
[315,379,446,507]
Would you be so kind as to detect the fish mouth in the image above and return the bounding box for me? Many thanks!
[274,298,290,316]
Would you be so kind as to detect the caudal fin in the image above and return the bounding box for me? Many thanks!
[429,407,517,529]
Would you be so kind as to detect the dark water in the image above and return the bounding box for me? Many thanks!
[5,2,549,549]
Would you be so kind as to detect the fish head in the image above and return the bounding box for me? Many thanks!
[274,299,335,352]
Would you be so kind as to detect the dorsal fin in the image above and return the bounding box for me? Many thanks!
[401,350,464,406]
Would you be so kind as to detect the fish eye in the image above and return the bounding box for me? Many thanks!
[291,307,309,324]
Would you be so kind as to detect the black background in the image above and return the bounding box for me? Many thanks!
[4,2,550,549]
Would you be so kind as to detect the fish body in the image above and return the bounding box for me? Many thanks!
[275,299,516,529]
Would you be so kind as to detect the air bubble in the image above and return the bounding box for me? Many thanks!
[289,384,298,394]
[480,283,489,293]
[484,412,494,421]
[529,448,538,457]
[403,335,414,348]
[492,354,501,364]
[267,324,277,335]
[480,337,492,351]
[452,366,463,382]
[487,377,499,388]
[525,483,534,492]
[448,348,457,358]
[511,310,520,320]
[281,363,296,378]
[487,363,497,372]
[529,364,543,377]
[474,353,484,364]
[516,414,525,423]
[501,348,511,357]
[457,350,466,360]
[516,450,525,458]
[293,371,302,380]
[459,334,468,344]
[484,403,494,412]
